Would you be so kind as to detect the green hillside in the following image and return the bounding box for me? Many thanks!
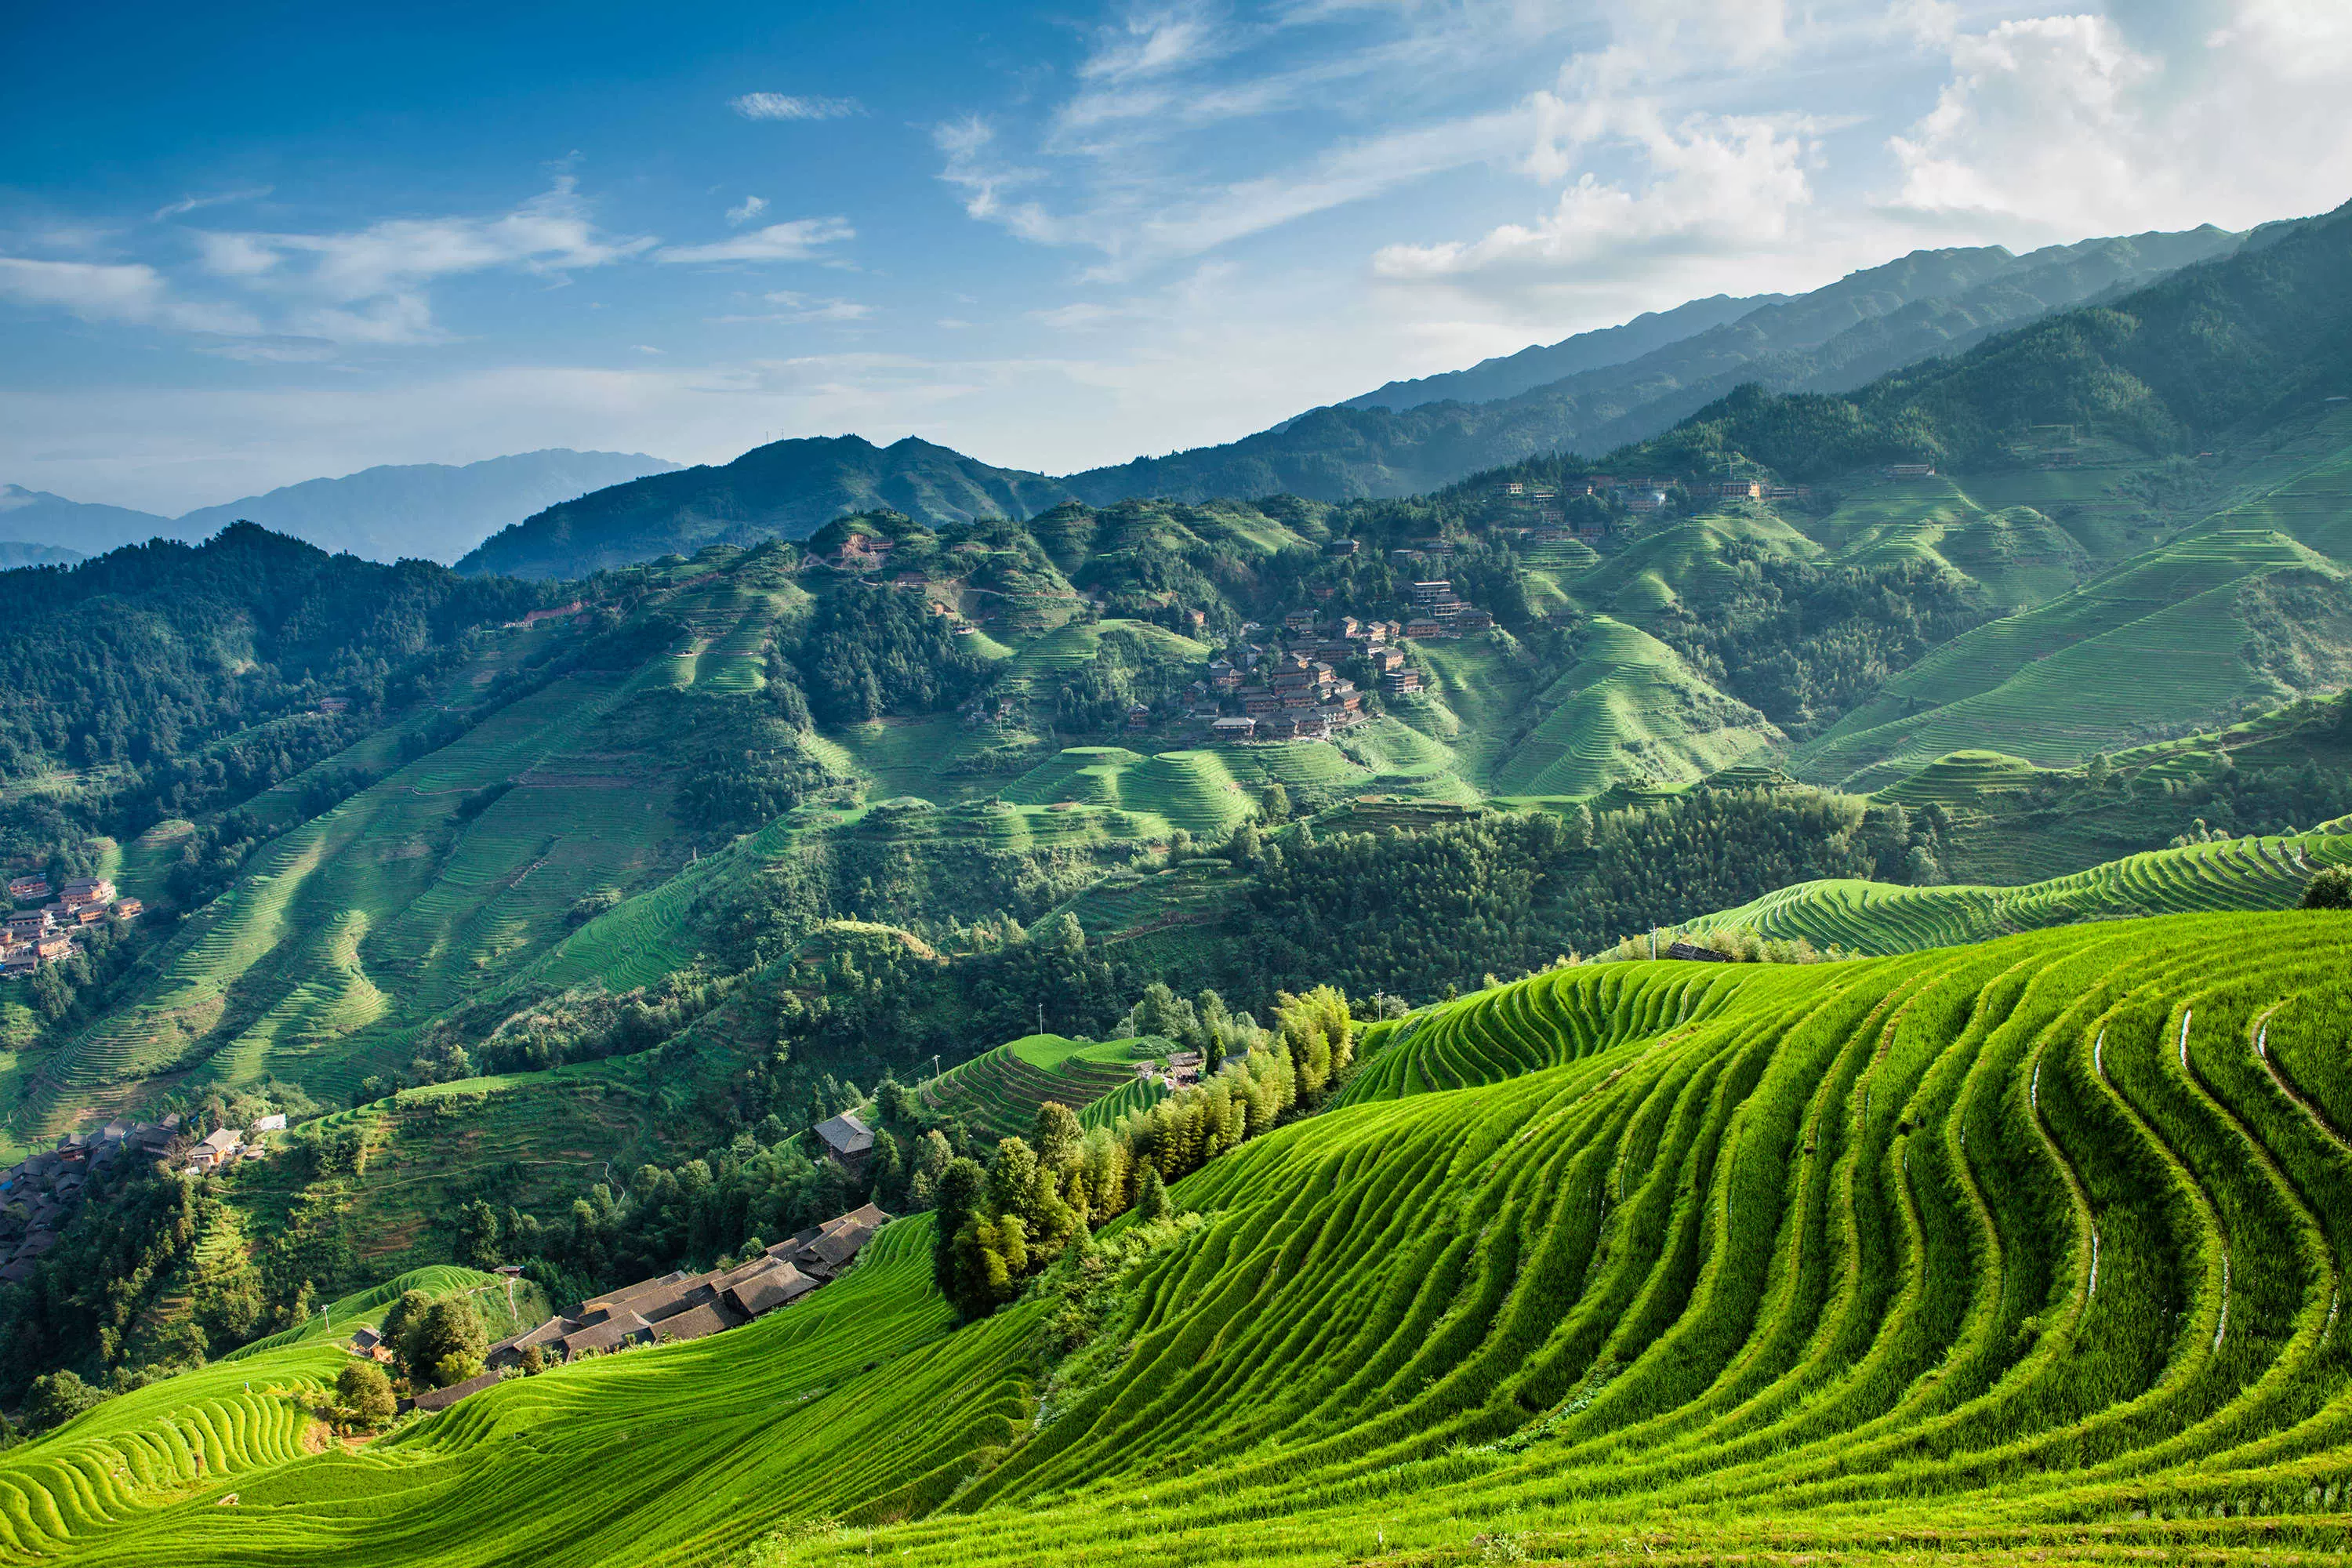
[916,1033,1149,1138]
[9,912,2352,1564]
[1678,826,2352,955]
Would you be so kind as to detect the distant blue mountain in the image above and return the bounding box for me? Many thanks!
[2,449,681,565]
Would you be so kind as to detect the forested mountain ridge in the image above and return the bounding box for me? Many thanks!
[457,436,1080,579]
[1340,290,1775,412]
[452,224,2249,582]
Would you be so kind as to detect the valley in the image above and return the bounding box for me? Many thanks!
[3,189,2352,1568]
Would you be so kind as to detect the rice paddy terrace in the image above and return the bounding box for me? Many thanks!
[1679,826,2352,956]
[916,1033,1163,1138]
[12,909,2352,1565]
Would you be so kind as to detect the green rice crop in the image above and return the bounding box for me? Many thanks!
[15,912,2352,1566]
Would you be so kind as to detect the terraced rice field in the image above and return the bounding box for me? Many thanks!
[920,1035,1145,1137]
[1873,748,2042,807]
[1679,828,2352,955]
[1003,747,1258,838]
[1798,528,2337,790]
[15,911,2352,1565]
[24,657,684,1129]
[1490,615,1780,798]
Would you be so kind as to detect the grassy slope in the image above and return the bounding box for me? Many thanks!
[918,1034,1149,1138]
[1678,826,2352,954]
[13,912,2352,1563]
[1487,615,1781,797]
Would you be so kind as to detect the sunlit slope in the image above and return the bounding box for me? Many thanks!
[1679,828,2352,955]
[9,1220,1024,1566]
[20,913,2352,1564]
[1487,615,1782,797]
[1796,527,2350,790]
[26,659,683,1126]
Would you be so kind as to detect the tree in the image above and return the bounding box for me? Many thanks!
[336,1361,396,1428]
[931,1157,988,1298]
[2301,866,2352,909]
[23,1370,107,1434]
[1135,1163,1173,1224]
[1031,1102,1083,1170]
[409,1298,488,1388]
[381,1290,433,1379]
[1259,782,1291,823]
[453,1200,503,1269]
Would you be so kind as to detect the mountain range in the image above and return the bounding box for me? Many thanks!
[461,223,2247,579]
[0,449,677,565]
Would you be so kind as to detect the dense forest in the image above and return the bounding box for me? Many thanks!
[0,524,545,874]
[1227,789,1950,999]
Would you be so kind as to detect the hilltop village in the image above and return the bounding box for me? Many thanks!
[0,1113,281,1284]
[2,874,140,980]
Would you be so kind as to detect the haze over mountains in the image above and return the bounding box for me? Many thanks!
[460,223,2249,579]
[0,450,677,565]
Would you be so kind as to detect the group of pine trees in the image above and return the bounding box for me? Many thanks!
[931,986,1353,1319]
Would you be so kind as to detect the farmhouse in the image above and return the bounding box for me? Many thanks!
[60,877,114,909]
[1404,618,1443,640]
[813,1111,876,1171]
[1382,668,1423,696]
[1711,481,1761,501]
[6,876,50,902]
[1882,463,1936,478]
[487,1203,888,1374]
[1211,717,1257,742]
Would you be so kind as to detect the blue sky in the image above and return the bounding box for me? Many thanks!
[5,0,2350,513]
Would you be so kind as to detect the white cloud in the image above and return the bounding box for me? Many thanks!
[152,187,274,222]
[1374,103,1814,284]
[727,194,769,227]
[710,289,874,323]
[0,256,258,334]
[655,218,855,266]
[1076,2,1236,85]
[191,177,651,343]
[730,93,864,122]
[942,104,1535,278]
[1889,5,2352,234]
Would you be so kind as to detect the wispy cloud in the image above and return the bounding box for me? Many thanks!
[194,176,651,343]
[655,217,855,265]
[153,187,274,222]
[731,93,865,122]
[0,256,259,334]
[710,289,873,324]
[726,194,769,227]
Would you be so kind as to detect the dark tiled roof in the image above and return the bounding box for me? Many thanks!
[412,1370,503,1412]
[561,1311,653,1357]
[723,1261,818,1319]
[650,1302,731,1344]
[812,1112,874,1156]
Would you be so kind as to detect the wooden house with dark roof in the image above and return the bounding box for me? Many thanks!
[811,1111,875,1172]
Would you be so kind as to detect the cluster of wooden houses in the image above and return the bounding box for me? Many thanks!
[2,876,141,978]
[467,1203,889,1379]
[1198,592,1495,742]
[0,1113,279,1284]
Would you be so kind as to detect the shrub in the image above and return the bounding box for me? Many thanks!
[336,1361,396,1429]
[2300,866,2352,909]
[22,1369,107,1434]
